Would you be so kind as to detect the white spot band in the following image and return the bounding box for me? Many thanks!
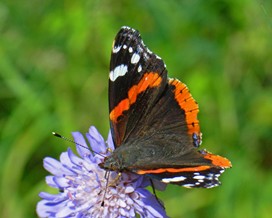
[193,175,205,180]
[131,53,140,64]
[109,64,128,81]
[162,176,186,183]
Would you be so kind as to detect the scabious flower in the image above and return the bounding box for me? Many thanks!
[37,126,168,218]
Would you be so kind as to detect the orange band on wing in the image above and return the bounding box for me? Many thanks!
[204,152,232,168]
[169,79,200,135]
[136,165,211,175]
[110,72,162,122]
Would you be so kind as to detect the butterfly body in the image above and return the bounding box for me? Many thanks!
[100,26,231,188]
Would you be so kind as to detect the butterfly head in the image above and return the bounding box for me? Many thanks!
[99,153,123,172]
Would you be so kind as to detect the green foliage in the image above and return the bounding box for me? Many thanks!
[0,0,271,217]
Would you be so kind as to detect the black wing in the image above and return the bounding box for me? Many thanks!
[109,26,168,147]
[107,27,231,188]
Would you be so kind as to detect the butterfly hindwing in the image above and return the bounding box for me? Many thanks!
[148,167,225,188]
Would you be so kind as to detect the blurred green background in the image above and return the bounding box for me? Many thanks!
[1,0,272,217]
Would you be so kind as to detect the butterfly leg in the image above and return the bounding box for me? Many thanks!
[101,171,110,206]
[150,179,165,209]
[106,147,113,153]
[101,171,121,206]
[109,172,122,186]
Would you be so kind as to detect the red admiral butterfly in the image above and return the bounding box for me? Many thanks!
[99,26,231,188]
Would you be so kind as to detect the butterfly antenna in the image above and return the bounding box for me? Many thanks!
[52,132,105,157]
[101,171,110,207]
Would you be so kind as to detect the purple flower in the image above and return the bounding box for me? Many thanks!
[37,126,168,218]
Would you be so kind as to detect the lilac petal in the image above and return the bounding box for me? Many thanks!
[139,190,168,218]
[125,185,135,193]
[67,148,98,171]
[37,197,69,217]
[129,208,136,217]
[126,197,134,205]
[55,201,76,217]
[138,188,154,199]
[53,176,70,188]
[59,149,79,170]
[132,201,145,215]
[72,201,93,215]
[76,214,84,218]
[43,157,75,176]
[72,132,92,158]
[45,176,57,188]
[117,198,127,207]
[60,149,93,175]
[36,200,55,217]
[38,192,57,201]
[67,148,85,166]
[86,126,106,154]
[38,192,67,202]
[106,130,115,151]
[119,207,127,216]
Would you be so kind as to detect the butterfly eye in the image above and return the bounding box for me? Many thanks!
[192,133,202,147]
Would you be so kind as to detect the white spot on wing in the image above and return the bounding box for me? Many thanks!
[193,175,205,180]
[109,64,128,81]
[143,52,150,60]
[147,47,152,54]
[156,54,162,60]
[129,47,133,53]
[207,184,219,189]
[121,26,134,31]
[137,65,142,72]
[183,184,194,188]
[131,53,140,64]
[162,176,186,183]
[112,45,121,53]
[123,45,127,49]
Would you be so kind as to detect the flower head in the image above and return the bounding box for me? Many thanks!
[37,126,167,218]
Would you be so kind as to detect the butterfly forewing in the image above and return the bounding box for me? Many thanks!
[109,27,168,147]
